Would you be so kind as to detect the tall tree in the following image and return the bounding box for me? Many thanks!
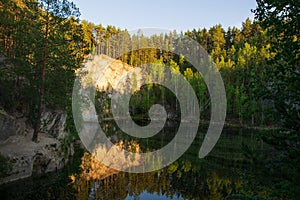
[241,18,253,43]
[253,0,300,130]
[210,25,226,62]
[81,20,95,55]
[32,0,80,142]
[253,0,300,188]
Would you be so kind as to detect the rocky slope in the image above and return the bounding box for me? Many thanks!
[0,54,140,185]
[0,108,74,185]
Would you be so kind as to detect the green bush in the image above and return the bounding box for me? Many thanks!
[0,153,12,177]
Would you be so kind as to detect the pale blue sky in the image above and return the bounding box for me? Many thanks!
[72,0,257,31]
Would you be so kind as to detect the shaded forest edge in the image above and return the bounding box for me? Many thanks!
[0,0,299,198]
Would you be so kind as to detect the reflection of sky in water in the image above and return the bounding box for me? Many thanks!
[126,191,184,200]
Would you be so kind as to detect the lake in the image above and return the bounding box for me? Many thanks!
[0,120,273,199]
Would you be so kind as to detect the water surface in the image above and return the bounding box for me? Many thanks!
[0,121,271,199]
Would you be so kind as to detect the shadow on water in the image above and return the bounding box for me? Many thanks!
[0,120,275,199]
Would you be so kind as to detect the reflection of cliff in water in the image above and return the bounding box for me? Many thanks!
[71,140,141,182]
[0,124,271,199]
[71,154,243,200]
[69,122,269,199]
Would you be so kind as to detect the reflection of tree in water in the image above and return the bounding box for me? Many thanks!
[70,152,244,199]
[207,171,236,200]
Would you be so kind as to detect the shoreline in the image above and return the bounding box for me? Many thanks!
[96,116,281,131]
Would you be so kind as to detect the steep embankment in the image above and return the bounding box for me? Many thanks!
[0,108,74,185]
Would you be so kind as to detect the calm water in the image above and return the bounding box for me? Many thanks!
[0,121,271,199]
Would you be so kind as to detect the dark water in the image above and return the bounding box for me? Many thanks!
[0,121,272,200]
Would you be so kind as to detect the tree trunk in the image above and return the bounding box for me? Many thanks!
[32,10,49,142]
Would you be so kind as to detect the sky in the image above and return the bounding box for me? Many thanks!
[72,0,258,32]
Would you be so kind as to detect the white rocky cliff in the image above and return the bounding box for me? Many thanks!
[78,54,144,93]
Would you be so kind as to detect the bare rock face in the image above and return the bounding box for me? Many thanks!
[77,55,145,120]
[0,109,16,141]
[40,110,68,139]
[0,107,29,141]
[0,109,73,185]
[78,54,144,93]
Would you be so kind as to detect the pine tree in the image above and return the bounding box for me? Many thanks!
[32,0,80,142]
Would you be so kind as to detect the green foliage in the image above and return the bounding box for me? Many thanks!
[254,0,300,130]
[0,153,12,178]
[77,18,277,125]
[66,105,79,140]
[0,1,298,197]
[0,0,94,139]
[234,2,300,198]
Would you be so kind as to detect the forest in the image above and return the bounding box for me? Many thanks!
[0,0,299,199]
